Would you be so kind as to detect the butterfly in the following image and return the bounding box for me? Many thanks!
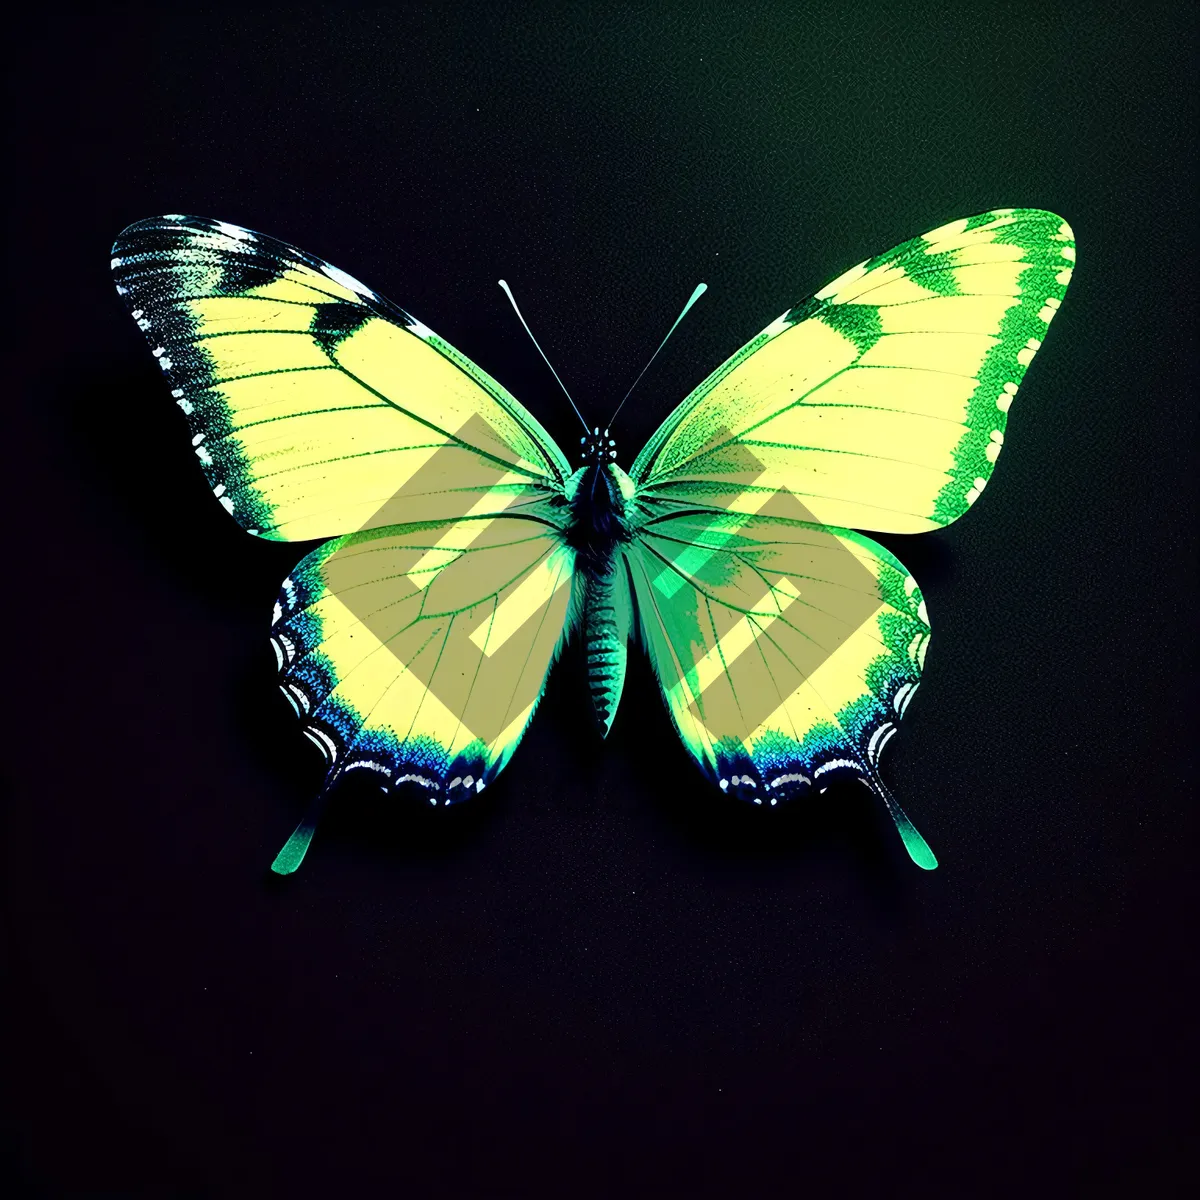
[111,208,1074,874]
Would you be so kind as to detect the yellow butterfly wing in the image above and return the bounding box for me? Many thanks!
[112,216,570,540]
[269,514,580,870]
[624,208,1076,865]
[112,217,579,871]
[625,505,936,867]
[631,208,1075,533]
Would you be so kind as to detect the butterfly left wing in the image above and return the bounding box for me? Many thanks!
[269,512,580,872]
[624,507,937,868]
[631,208,1075,534]
[112,216,582,871]
[112,216,571,540]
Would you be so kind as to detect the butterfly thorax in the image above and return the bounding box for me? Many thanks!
[565,452,632,565]
[564,458,636,738]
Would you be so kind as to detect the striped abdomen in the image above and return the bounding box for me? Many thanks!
[583,560,632,737]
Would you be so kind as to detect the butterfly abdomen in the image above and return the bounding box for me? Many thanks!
[583,565,633,737]
[565,463,636,737]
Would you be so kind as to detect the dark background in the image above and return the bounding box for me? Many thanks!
[6,4,1196,1196]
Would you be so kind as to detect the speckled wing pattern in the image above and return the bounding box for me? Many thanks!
[628,208,1075,866]
[633,208,1075,532]
[112,218,578,870]
[111,217,570,540]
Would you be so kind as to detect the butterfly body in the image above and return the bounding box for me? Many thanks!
[112,208,1075,873]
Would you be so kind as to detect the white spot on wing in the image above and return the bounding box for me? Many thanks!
[868,722,897,761]
[322,262,375,298]
[760,310,793,338]
[407,318,435,340]
[344,760,391,777]
[1016,337,1041,367]
[214,220,253,242]
[396,773,439,790]
[814,758,859,777]
[303,727,337,761]
[768,773,810,789]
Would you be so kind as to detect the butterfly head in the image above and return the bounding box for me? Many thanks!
[580,427,618,466]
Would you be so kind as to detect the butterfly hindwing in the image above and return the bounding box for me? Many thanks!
[112,217,571,541]
[625,507,935,866]
[268,513,580,869]
[631,208,1075,533]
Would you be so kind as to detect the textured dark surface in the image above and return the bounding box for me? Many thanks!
[5,4,1196,1196]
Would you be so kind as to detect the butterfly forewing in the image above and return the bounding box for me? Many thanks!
[632,208,1075,534]
[111,216,570,541]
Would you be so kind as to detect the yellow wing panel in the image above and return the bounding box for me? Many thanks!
[628,508,928,783]
[633,208,1075,533]
[271,516,580,804]
[627,508,938,865]
[113,216,571,541]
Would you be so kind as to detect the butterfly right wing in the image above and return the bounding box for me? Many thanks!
[623,505,937,868]
[631,208,1075,534]
[269,510,581,872]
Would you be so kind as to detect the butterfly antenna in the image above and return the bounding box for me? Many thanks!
[863,770,938,870]
[607,282,707,428]
[270,786,333,875]
[498,279,590,433]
